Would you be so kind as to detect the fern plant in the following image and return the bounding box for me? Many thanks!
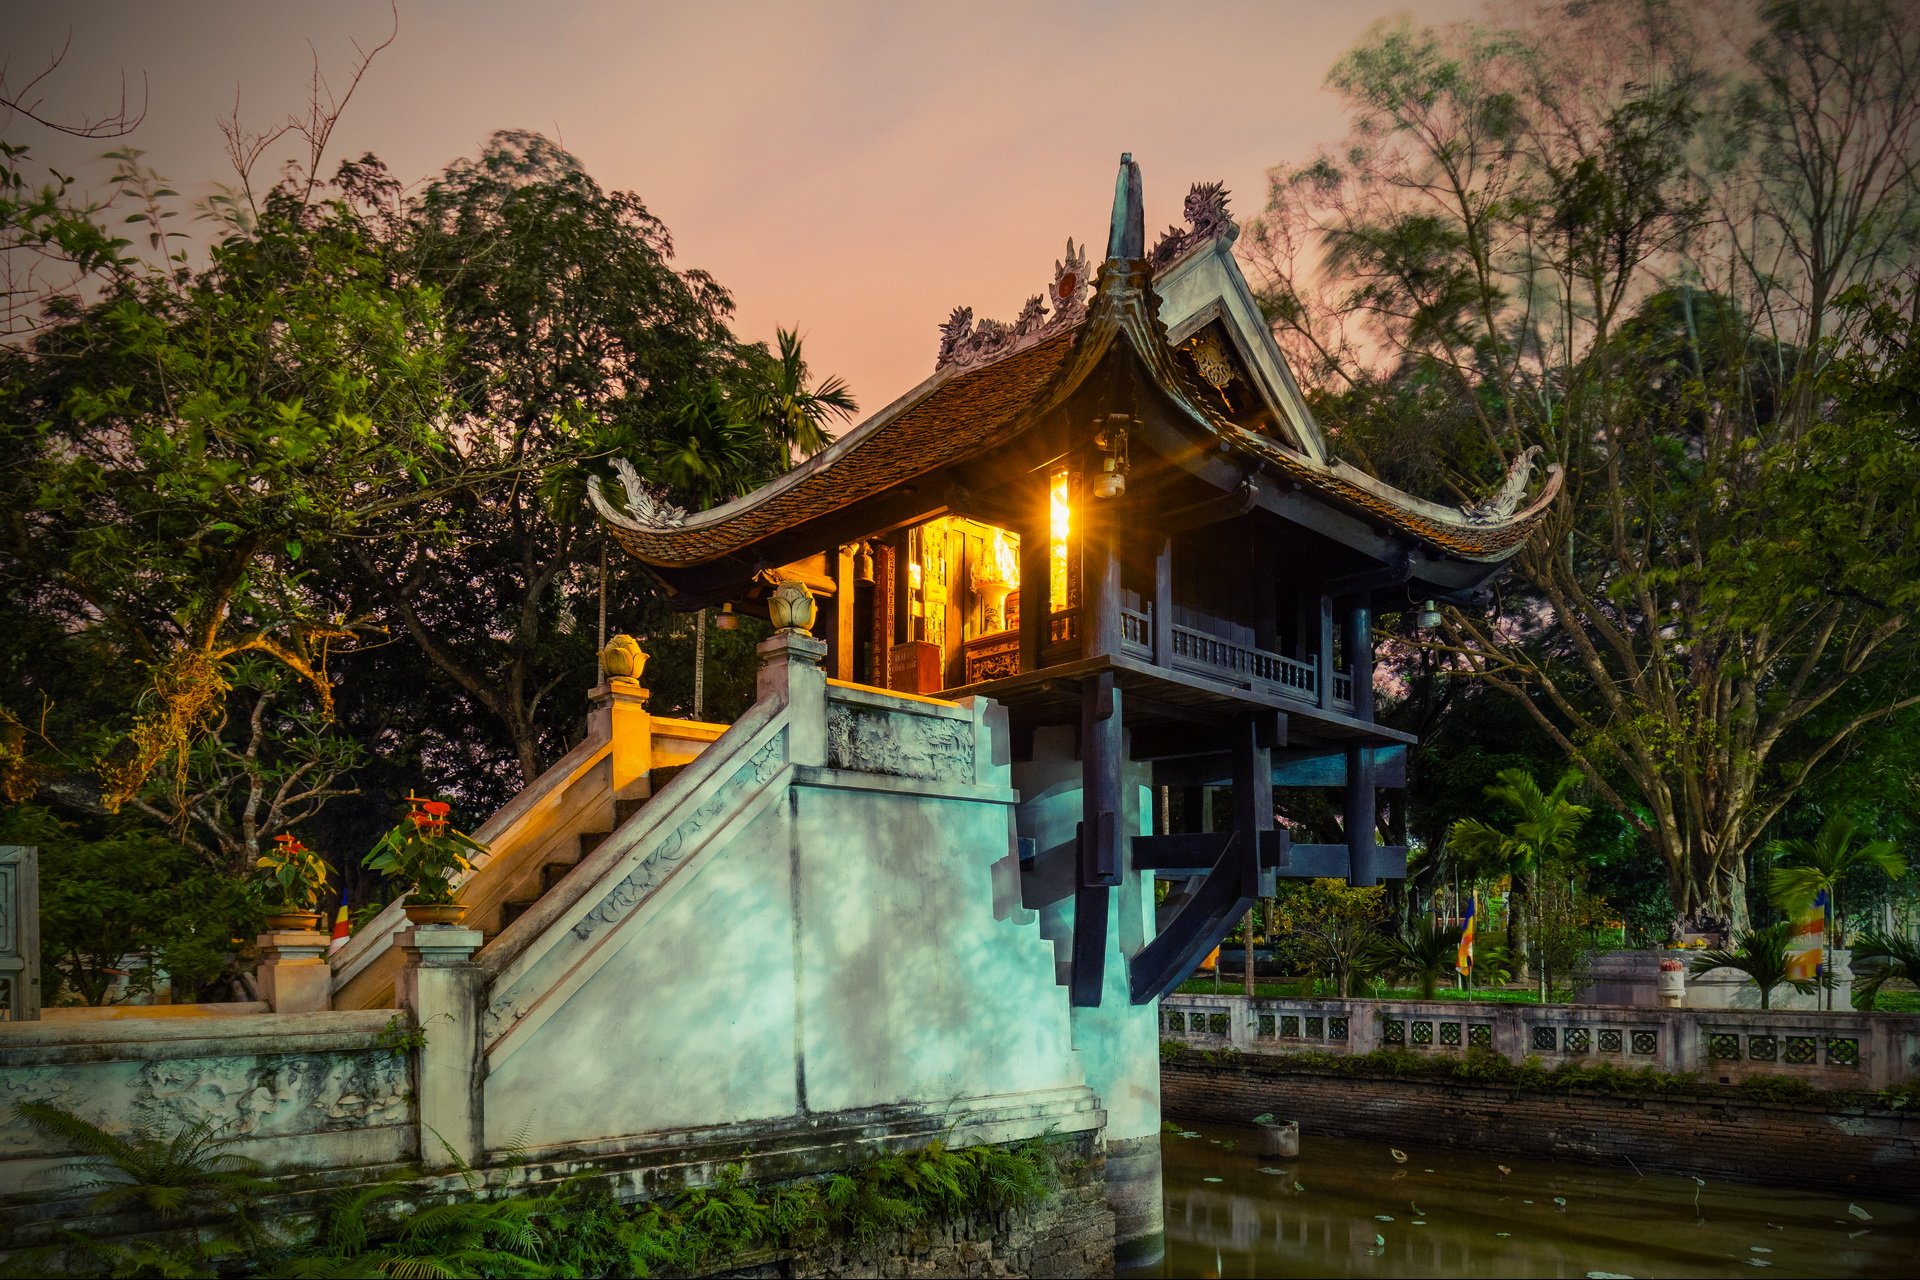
[10,1101,270,1276]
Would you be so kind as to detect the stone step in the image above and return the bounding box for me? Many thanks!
[577,830,611,861]
[500,899,535,929]
[615,795,649,824]
[539,860,577,893]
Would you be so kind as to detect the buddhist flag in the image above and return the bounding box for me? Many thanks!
[1785,890,1826,981]
[328,898,352,955]
[1455,894,1476,977]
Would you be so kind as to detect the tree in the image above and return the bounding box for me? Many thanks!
[1447,768,1590,982]
[1,170,457,812]
[1689,921,1816,1009]
[1250,2,1920,929]
[1271,878,1386,996]
[347,132,790,783]
[1766,812,1906,947]
[747,327,859,461]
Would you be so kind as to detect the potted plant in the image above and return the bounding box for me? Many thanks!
[256,834,330,930]
[364,794,486,926]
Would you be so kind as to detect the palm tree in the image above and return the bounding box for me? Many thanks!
[749,328,858,461]
[655,380,770,718]
[1446,769,1590,984]
[1766,814,1906,949]
[1850,932,1920,1010]
[1689,921,1817,1009]
[1370,917,1466,999]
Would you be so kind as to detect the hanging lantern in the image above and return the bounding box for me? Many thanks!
[854,542,876,585]
[715,602,739,631]
[1416,600,1442,630]
[1092,414,1130,499]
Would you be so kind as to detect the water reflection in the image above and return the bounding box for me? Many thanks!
[1124,1123,1919,1279]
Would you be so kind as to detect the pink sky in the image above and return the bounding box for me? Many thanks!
[12,0,1480,414]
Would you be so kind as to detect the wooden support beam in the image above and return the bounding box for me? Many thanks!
[1083,483,1122,660]
[1317,594,1335,710]
[1285,843,1409,880]
[1134,829,1288,875]
[1345,601,1374,723]
[1070,671,1123,1008]
[1018,483,1051,674]
[833,545,856,682]
[1345,741,1378,886]
[1153,744,1407,790]
[1231,713,1275,897]
[1127,831,1253,1005]
[1152,533,1173,667]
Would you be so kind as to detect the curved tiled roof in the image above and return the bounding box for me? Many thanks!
[596,256,1559,573]
[596,330,1079,567]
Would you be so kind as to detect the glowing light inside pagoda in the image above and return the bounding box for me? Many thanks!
[1049,468,1070,608]
[989,529,1019,589]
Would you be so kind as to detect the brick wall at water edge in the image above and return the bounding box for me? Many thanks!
[1162,1055,1920,1196]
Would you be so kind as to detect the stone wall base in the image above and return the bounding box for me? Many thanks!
[1162,1056,1920,1196]
[707,1134,1113,1279]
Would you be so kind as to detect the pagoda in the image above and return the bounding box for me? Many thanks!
[595,155,1558,1010]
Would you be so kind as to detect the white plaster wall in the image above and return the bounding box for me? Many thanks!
[792,783,1081,1114]
[483,802,799,1150]
[0,1012,412,1198]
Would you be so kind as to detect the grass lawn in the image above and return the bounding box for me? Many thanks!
[1174,977,1546,1004]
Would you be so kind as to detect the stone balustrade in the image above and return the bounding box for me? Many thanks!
[1159,993,1920,1091]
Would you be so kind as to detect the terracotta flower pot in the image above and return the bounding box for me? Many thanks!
[403,902,469,927]
[264,910,322,931]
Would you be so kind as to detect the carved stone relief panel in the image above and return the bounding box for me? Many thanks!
[826,703,976,784]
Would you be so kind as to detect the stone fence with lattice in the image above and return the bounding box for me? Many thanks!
[1160,994,1920,1091]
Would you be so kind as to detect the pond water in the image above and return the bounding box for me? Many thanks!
[1121,1122,1919,1279]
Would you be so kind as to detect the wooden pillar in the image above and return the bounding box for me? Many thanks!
[1345,601,1374,722]
[1072,671,1123,1007]
[1231,714,1273,899]
[1019,493,1051,673]
[871,543,896,685]
[1317,594,1335,708]
[1346,743,1378,887]
[1083,482,1122,660]
[833,545,855,682]
[1152,533,1173,666]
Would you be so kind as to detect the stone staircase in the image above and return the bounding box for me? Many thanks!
[329,673,721,1011]
[494,797,647,935]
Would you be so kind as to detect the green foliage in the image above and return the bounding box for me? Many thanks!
[1251,2,1920,929]
[1851,932,1920,1011]
[1689,923,1817,1010]
[2,803,258,1005]
[254,837,330,914]
[8,1101,268,1277]
[1368,917,1465,998]
[1270,879,1387,996]
[13,1098,1062,1278]
[361,799,485,905]
[1766,813,1906,946]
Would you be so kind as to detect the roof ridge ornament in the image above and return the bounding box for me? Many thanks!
[600,457,688,529]
[934,237,1091,371]
[1149,181,1235,272]
[1462,446,1544,523]
[1107,152,1145,260]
